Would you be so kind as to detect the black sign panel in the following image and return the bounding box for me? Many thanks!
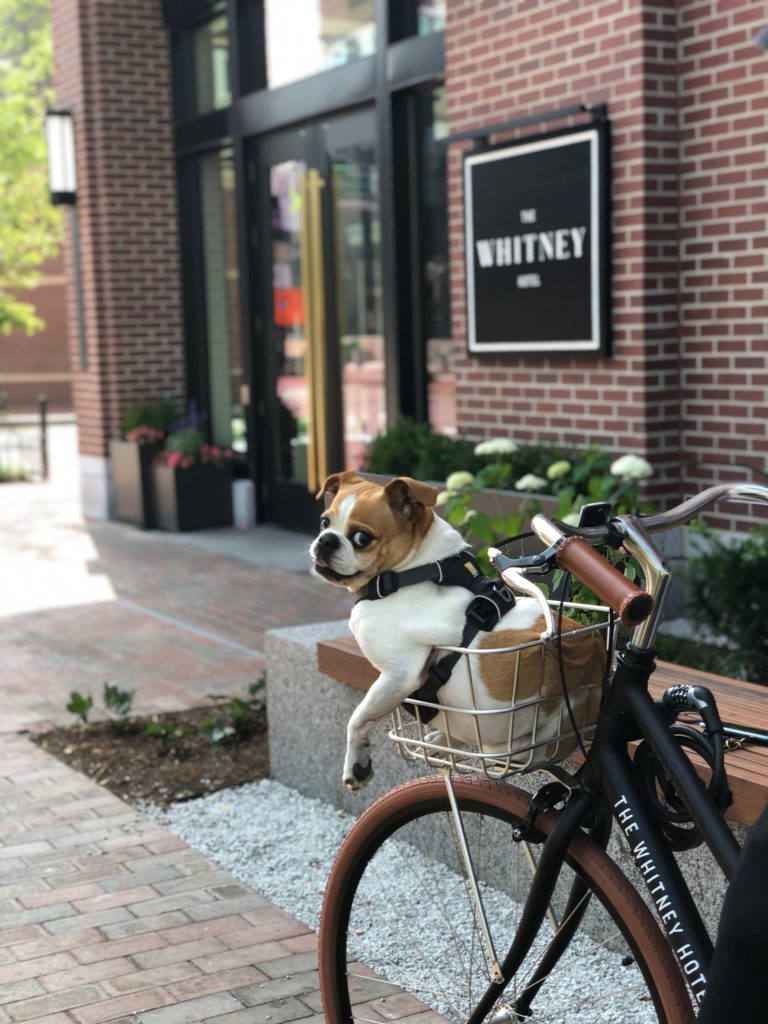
[464,124,609,355]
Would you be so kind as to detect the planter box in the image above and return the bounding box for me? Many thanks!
[152,463,234,531]
[109,439,164,529]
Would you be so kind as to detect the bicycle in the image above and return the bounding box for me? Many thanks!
[317,482,768,1023]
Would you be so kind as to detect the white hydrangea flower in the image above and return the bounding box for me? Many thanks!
[561,511,582,526]
[515,473,547,492]
[610,454,653,481]
[445,470,475,491]
[474,437,518,457]
[546,459,571,480]
[435,490,452,506]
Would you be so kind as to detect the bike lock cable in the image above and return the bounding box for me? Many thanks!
[634,722,731,851]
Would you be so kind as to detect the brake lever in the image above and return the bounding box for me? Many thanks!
[488,541,562,576]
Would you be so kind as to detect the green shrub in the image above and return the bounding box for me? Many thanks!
[121,398,180,439]
[364,418,479,479]
[685,525,768,683]
[164,426,205,459]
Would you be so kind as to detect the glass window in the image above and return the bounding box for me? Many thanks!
[264,0,376,90]
[415,88,454,435]
[198,149,246,453]
[194,10,231,113]
[330,146,385,469]
[417,1,446,35]
[174,3,231,118]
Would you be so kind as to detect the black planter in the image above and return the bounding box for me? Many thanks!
[151,463,234,531]
[109,439,164,528]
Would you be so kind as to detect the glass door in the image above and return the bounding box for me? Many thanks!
[251,110,384,529]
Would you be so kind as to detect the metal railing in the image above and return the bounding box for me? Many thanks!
[0,393,49,482]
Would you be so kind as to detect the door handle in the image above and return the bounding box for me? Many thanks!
[299,168,328,494]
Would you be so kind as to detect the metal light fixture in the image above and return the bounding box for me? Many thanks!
[45,108,86,367]
[45,109,77,204]
[754,27,768,52]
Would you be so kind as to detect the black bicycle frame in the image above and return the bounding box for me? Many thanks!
[468,645,742,1021]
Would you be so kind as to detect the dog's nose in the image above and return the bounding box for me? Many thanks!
[317,532,341,555]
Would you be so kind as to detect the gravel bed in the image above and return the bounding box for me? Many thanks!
[150,780,662,1023]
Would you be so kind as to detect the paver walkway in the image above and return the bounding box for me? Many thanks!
[1,427,436,1022]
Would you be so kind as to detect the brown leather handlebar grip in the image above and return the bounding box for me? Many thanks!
[556,535,654,627]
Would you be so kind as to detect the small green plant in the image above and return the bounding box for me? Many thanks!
[66,682,133,730]
[67,691,93,723]
[199,678,266,745]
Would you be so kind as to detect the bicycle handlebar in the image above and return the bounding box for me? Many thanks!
[491,482,768,642]
[555,535,654,627]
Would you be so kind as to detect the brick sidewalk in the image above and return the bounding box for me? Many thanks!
[1,449,440,1022]
[0,735,442,1023]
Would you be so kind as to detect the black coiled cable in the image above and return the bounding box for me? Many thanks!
[634,722,731,851]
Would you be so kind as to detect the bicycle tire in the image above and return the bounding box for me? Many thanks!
[319,775,695,1024]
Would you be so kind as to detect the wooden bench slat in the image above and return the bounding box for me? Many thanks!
[317,637,768,826]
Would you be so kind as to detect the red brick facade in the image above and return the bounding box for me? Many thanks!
[49,0,766,528]
[447,0,767,528]
[0,254,72,412]
[50,0,185,475]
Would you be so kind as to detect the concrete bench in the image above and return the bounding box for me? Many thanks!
[316,633,768,828]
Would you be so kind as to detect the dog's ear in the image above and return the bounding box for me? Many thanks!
[384,476,439,519]
[316,470,365,500]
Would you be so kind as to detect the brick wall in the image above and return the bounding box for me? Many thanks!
[0,254,73,412]
[446,0,767,526]
[677,0,768,529]
[50,0,185,459]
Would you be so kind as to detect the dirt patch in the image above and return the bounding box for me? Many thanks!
[32,705,269,807]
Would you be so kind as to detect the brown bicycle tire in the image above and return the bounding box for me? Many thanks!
[319,775,695,1024]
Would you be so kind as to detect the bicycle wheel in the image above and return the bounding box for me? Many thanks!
[319,775,694,1024]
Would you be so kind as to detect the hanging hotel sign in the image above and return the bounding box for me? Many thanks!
[464,123,609,355]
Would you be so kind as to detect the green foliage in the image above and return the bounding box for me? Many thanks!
[684,524,768,684]
[0,0,62,335]
[144,718,195,743]
[121,398,180,439]
[440,463,527,575]
[164,426,205,459]
[66,681,133,730]
[103,682,133,718]
[199,693,261,745]
[364,418,482,480]
[66,691,93,724]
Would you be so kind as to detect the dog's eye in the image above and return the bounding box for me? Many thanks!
[351,530,373,549]
[320,516,331,529]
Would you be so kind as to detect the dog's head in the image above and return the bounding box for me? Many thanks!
[310,471,439,591]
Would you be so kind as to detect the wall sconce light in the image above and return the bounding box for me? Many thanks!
[44,108,87,368]
[45,109,77,205]
[754,27,768,51]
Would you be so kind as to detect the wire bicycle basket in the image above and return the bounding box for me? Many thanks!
[389,597,613,780]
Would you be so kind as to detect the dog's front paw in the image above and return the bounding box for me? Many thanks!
[343,759,374,793]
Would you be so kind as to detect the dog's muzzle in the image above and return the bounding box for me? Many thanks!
[313,531,341,567]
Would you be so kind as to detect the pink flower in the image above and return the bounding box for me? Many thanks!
[126,424,164,445]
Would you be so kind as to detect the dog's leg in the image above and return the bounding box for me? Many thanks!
[343,671,419,792]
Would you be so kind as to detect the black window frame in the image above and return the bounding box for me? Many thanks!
[165,0,446,477]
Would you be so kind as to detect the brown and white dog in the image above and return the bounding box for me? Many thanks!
[310,471,604,792]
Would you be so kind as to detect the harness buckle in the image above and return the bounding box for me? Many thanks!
[466,595,501,631]
[375,571,399,598]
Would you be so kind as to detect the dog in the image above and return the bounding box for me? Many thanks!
[310,471,605,792]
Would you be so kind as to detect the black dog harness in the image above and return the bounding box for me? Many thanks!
[355,551,516,722]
